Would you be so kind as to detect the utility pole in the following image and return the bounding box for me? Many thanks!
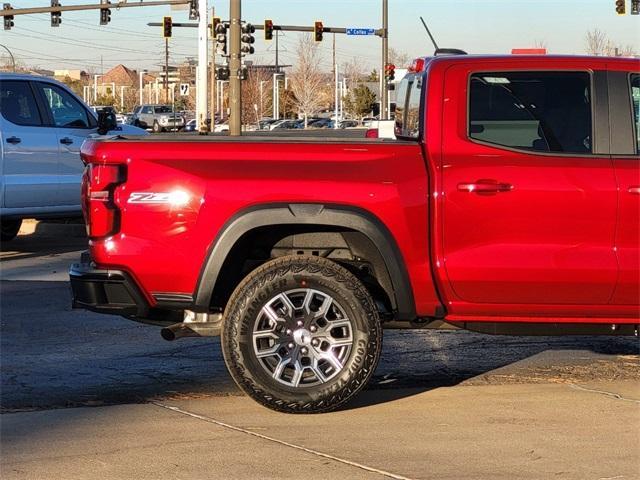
[210,7,215,131]
[229,0,242,136]
[380,0,388,119]
[165,38,169,102]
[196,0,207,133]
[275,29,279,71]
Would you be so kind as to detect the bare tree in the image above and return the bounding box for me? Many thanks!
[534,39,548,51]
[388,47,411,68]
[586,28,610,55]
[585,28,637,57]
[241,68,272,125]
[341,57,365,84]
[289,36,326,127]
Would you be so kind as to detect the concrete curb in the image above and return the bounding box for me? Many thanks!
[19,220,87,238]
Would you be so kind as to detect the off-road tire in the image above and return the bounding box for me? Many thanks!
[221,255,382,414]
[1,218,22,242]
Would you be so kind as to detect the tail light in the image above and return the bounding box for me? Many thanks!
[365,128,379,138]
[82,163,126,238]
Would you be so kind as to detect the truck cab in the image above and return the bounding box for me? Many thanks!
[0,73,147,240]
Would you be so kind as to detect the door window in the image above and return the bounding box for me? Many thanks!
[469,71,592,154]
[142,106,153,114]
[631,74,640,152]
[38,83,93,128]
[0,81,42,126]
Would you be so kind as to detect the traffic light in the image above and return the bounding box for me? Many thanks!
[216,66,230,81]
[615,0,626,14]
[3,3,14,31]
[632,0,639,14]
[51,0,61,27]
[188,0,198,20]
[384,63,396,82]
[215,21,228,55]
[211,17,220,38]
[314,21,323,42]
[99,0,111,25]
[241,23,255,55]
[264,19,274,40]
[163,16,172,38]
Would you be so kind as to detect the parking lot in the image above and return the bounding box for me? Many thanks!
[1,224,639,480]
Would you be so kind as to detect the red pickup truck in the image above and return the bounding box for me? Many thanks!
[71,55,640,413]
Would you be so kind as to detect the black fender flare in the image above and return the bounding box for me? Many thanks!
[193,203,416,320]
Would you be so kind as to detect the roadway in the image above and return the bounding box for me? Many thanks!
[1,223,638,479]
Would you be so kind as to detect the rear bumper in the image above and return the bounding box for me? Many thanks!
[69,255,149,317]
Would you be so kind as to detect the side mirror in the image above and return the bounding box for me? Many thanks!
[97,111,118,135]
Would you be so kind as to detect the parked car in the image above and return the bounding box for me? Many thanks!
[338,120,359,128]
[70,55,639,413]
[308,118,334,129]
[269,119,303,130]
[0,73,147,241]
[184,119,197,132]
[130,104,185,132]
[361,117,378,127]
[258,118,277,130]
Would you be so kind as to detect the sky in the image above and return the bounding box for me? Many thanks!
[1,0,639,74]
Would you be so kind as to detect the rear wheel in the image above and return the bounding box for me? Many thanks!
[222,255,382,413]
[1,218,22,242]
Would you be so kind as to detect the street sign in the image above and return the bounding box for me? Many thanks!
[180,83,189,96]
[346,28,375,36]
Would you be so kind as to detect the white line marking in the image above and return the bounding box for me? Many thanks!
[152,401,414,480]
[568,384,640,403]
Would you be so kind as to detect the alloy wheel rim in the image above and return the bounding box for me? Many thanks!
[252,288,354,388]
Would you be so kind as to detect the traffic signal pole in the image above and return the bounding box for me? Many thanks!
[229,0,242,136]
[380,0,388,119]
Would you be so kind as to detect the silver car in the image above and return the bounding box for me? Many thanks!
[0,73,147,241]
[131,104,185,133]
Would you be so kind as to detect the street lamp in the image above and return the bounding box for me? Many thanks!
[138,69,147,105]
[0,44,16,72]
[93,74,103,105]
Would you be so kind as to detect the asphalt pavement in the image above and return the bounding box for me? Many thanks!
[1,224,638,479]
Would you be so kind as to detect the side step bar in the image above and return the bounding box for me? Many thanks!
[161,312,223,341]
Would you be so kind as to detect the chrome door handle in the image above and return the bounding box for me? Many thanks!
[458,179,514,194]
[6,136,21,145]
[628,186,640,195]
[60,137,74,145]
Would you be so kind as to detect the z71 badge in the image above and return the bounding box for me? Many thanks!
[127,191,192,207]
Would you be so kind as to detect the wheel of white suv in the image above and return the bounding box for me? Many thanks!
[1,218,22,242]
[152,121,162,133]
[221,255,382,413]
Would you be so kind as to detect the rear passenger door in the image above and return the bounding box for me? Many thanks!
[609,71,640,305]
[440,66,618,312]
[0,80,59,210]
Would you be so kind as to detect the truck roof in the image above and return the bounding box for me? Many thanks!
[412,54,639,73]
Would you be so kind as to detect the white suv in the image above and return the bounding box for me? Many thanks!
[0,73,147,241]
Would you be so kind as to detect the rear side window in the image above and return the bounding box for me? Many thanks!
[394,74,423,139]
[469,71,592,154]
[631,74,640,152]
[0,81,42,126]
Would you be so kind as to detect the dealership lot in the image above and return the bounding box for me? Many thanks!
[1,226,638,480]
